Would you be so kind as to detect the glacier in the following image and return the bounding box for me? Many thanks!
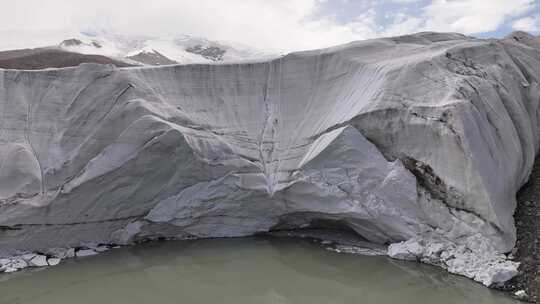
[1,31,540,285]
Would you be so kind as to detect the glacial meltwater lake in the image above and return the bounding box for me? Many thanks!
[0,237,518,304]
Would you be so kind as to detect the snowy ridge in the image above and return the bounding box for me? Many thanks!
[59,31,275,65]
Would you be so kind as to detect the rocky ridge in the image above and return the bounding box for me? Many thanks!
[0,48,133,70]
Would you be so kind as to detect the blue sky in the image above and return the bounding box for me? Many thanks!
[314,0,540,39]
[0,0,539,51]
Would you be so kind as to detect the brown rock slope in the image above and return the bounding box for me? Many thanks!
[500,156,540,302]
[0,48,134,70]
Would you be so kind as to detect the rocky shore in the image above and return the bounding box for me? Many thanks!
[0,244,112,273]
[499,156,540,303]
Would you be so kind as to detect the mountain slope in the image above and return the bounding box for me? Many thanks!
[0,48,133,70]
[0,31,272,69]
[126,50,177,66]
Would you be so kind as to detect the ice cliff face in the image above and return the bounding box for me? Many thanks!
[1,31,539,283]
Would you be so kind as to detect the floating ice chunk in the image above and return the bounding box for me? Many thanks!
[76,249,98,257]
[4,267,18,273]
[95,246,109,253]
[387,239,424,261]
[43,248,73,259]
[475,260,520,287]
[28,255,48,267]
[389,236,520,286]
[47,258,61,266]
[65,248,76,258]
[514,290,528,300]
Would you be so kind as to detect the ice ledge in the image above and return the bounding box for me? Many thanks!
[388,235,519,286]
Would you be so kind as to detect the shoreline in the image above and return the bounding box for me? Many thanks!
[0,228,520,297]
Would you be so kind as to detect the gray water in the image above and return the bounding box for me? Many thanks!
[0,237,518,304]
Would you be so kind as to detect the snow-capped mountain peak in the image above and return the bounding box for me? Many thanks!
[58,32,274,66]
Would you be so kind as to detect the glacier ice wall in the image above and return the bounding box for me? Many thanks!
[0,32,539,264]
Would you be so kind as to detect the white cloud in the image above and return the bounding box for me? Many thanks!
[422,0,535,34]
[377,0,536,37]
[382,13,424,37]
[512,16,540,32]
[390,0,422,3]
[0,0,537,53]
[0,0,370,52]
